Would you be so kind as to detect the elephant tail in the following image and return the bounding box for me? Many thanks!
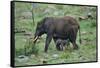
[78,26,82,44]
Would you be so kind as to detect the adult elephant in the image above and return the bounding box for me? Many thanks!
[33,16,81,52]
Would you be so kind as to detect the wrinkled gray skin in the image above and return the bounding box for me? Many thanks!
[34,16,81,52]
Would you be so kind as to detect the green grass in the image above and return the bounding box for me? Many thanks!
[14,2,97,66]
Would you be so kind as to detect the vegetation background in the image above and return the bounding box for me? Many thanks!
[14,2,97,66]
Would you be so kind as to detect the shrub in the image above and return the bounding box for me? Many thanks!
[15,48,24,56]
[90,20,96,27]
[24,38,39,56]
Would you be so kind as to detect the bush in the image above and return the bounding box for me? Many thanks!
[24,38,39,56]
[15,48,25,56]
[90,20,96,28]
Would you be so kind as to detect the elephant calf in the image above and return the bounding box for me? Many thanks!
[55,39,70,51]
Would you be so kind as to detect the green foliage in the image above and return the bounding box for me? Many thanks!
[15,48,25,56]
[90,20,96,27]
[16,38,40,56]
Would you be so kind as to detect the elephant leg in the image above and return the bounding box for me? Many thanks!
[69,29,78,49]
[70,40,78,49]
[59,43,64,51]
[44,34,52,52]
[69,39,78,49]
